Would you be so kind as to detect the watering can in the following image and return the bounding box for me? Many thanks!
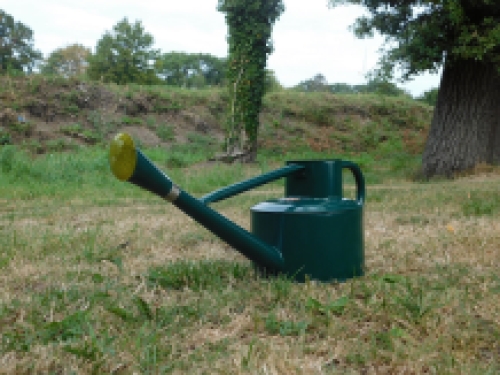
[109,133,365,282]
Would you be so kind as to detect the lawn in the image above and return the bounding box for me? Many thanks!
[0,146,499,374]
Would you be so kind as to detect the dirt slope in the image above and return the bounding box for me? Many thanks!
[0,75,433,156]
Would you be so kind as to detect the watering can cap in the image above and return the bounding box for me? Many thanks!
[109,132,137,181]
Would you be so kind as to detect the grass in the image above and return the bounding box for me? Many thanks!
[0,145,499,374]
[155,125,175,142]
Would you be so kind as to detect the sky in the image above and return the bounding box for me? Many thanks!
[3,0,441,97]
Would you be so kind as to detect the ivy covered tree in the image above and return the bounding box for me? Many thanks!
[87,18,160,85]
[41,44,91,77]
[0,10,42,73]
[217,0,284,160]
[329,1,500,177]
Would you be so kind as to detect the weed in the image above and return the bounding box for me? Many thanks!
[121,115,143,125]
[60,123,83,136]
[0,129,11,145]
[165,153,190,168]
[81,130,102,144]
[265,313,309,336]
[186,132,216,147]
[40,310,90,343]
[86,110,103,129]
[64,326,115,371]
[9,120,33,135]
[45,139,68,152]
[147,260,252,291]
[156,125,175,141]
[64,103,80,115]
[0,145,17,173]
[146,115,157,129]
[306,295,349,316]
[462,191,500,216]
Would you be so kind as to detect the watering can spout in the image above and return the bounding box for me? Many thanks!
[109,133,285,272]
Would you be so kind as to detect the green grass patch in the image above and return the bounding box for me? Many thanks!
[462,191,500,216]
[155,125,175,141]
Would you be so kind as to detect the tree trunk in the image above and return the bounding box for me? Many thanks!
[243,138,258,163]
[422,58,500,177]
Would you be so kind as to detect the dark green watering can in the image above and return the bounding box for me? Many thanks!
[109,133,365,282]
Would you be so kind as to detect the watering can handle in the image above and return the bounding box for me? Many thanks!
[341,161,365,204]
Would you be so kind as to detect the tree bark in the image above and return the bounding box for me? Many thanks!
[422,58,500,177]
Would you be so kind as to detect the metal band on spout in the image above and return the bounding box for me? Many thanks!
[164,184,181,202]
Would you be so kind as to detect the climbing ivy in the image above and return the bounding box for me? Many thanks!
[217,0,284,158]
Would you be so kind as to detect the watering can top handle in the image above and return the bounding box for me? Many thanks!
[341,160,366,204]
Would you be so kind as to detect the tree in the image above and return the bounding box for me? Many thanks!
[41,44,91,77]
[158,52,226,88]
[293,73,330,92]
[329,83,357,94]
[329,1,500,177]
[0,10,42,73]
[417,88,439,107]
[264,69,283,92]
[87,18,160,85]
[218,0,285,160]
[361,75,410,97]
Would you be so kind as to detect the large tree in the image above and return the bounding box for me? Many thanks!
[217,0,284,160]
[87,18,160,85]
[41,43,91,77]
[0,10,42,73]
[329,1,500,177]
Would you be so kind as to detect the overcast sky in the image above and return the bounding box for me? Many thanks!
[3,0,441,96]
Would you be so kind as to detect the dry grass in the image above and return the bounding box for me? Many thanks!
[0,171,499,374]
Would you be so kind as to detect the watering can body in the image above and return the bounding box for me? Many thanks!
[109,133,365,282]
[251,160,365,282]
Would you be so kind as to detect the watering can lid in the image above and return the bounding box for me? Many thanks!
[252,197,361,214]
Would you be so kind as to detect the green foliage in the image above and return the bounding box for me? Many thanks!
[155,125,175,141]
[147,260,252,291]
[40,44,91,77]
[264,69,283,92]
[462,191,500,216]
[265,313,309,336]
[294,73,330,92]
[158,52,281,92]
[40,311,90,343]
[306,296,349,316]
[158,52,226,87]
[329,1,500,79]
[417,87,439,106]
[87,18,160,85]
[217,0,285,154]
[0,10,42,73]
[0,131,11,145]
[362,75,410,97]
[120,115,142,125]
[294,73,410,97]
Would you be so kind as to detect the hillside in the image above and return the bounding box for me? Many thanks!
[0,75,433,157]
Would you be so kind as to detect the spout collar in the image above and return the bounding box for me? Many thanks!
[165,184,180,202]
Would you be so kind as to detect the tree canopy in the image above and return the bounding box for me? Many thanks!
[87,18,160,85]
[293,73,409,96]
[157,52,226,88]
[0,10,42,73]
[330,0,500,176]
[329,0,500,79]
[41,44,91,77]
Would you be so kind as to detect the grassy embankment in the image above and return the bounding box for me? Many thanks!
[0,76,499,374]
